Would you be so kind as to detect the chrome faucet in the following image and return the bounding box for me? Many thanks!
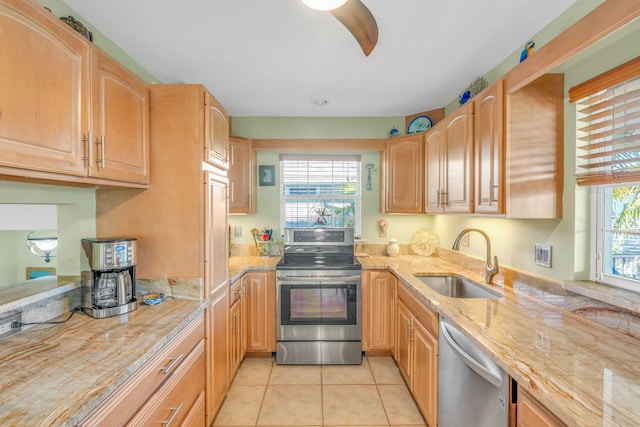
[451,228,500,284]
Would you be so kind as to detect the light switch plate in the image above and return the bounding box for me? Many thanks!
[534,243,552,267]
[234,226,242,238]
[460,233,470,247]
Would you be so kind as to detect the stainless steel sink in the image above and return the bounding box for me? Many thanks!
[415,275,502,299]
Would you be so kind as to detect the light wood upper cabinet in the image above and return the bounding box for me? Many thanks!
[474,81,505,214]
[0,0,90,177]
[0,0,150,186]
[506,74,564,219]
[205,92,230,169]
[384,134,425,213]
[229,136,255,214]
[90,47,149,184]
[246,270,276,353]
[425,102,474,214]
[362,270,396,353]
[425,126,445,213]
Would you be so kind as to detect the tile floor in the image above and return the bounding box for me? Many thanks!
[213,356,426,426]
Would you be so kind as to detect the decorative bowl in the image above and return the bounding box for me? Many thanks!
[141,293,165,305]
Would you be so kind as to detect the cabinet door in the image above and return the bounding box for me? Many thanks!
[411,319,438,427]
[91,47,149,184]
[385,134,424,213]
[444,102,474,213]
[425,127,444,213]
[362,271,395,352]
[240,276,248,358]
[205,285,228,426]
[205,169,229,296]
[475,81,504,214]
[229,298,241,376]
[246,271,276,352]
[229,137,254,213]
[204,92,229,169]
[0,0,89,177]
[396,300,412,384]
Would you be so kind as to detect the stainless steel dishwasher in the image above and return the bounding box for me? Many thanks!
[438,316,508,426]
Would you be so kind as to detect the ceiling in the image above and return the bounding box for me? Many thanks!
[62,0,577,117]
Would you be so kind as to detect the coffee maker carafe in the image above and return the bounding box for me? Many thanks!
[81,237,138,318]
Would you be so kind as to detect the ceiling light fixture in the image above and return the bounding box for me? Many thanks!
[26,230,58,263]
[301,0,348,11]
[311,99,329,105]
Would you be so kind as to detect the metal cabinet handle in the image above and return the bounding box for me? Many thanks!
[82,131,92,163]
[160,402,183,426]
[160,354,183,375]
[95,135,106,169]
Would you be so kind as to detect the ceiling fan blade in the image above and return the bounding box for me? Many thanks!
[329,0,378,56]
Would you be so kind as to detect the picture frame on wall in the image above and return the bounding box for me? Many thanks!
[259,165,276,186]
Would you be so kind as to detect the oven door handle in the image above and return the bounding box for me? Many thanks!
[277,275,361,283]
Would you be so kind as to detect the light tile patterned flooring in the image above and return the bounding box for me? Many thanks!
[213,356,426,426]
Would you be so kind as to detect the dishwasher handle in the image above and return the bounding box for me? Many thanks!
[440,319,503,388]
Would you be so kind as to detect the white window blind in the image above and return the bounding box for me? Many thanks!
[279,154,361,236]
[571,57,640,186]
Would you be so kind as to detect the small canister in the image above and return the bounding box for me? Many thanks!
[387,238,400,257]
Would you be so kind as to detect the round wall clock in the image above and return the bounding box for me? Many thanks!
[407,116,433,134]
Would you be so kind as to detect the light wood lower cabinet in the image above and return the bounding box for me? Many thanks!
[80,314,205,427]
[127,340,205,426]
[246,270,276,353]
[206,283,229,426]
[395,282,439,427]
[516,388,566,427]
[362,270,396,353]
[229,276,247,378]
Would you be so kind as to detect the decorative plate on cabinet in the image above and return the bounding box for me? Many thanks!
[407,116,433,134]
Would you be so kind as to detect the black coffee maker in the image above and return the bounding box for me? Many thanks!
[81,237,138,318]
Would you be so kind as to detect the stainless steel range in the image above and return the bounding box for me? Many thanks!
[276,228,362,365]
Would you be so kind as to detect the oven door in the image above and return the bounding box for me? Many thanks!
[276,276,361,341]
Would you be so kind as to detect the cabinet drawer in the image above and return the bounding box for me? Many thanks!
[397,280,439,337]
[80,315,204,426]
[128,340,206,426]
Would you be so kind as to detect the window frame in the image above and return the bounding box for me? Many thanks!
[591,184,640,291]
[279,154,361,236]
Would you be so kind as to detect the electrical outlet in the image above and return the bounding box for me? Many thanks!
[460,233,470,247]
[234,225,242,238]
[0,312,21,340]
[534,243,552,267]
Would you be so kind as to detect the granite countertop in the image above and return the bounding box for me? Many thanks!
[229,255,280,282]
[358,254,640,426]
[0,298,208,427]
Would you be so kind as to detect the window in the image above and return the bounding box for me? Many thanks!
[280,154,361,236]
[570,57,640,289]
